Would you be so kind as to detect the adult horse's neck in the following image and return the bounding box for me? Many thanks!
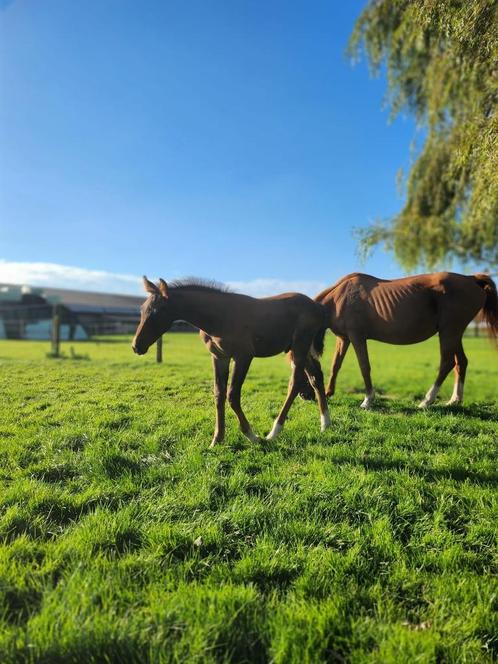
[170,288,229,336]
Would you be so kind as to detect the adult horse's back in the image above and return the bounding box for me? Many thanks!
[309,272,497,408]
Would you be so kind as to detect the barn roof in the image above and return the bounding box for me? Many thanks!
[0,283,143,314]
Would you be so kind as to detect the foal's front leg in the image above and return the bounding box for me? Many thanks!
[210,356,230,447]
[228,356,259,443]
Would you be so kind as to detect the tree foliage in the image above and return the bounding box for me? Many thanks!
[350,0,498,270]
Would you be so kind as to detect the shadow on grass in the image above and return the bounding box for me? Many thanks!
[331,455,498,487]
[364,399,497,423]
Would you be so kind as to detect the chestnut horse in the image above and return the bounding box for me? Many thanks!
[301,272,498,408]
[132,277,330,445]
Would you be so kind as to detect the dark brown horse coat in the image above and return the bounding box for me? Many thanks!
[132,277,331,445]
[307,272,498,407]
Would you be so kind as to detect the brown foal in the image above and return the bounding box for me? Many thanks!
[132,277,330,445]
[303,272,498,408]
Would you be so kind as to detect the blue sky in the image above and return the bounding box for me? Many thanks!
[0,0,418,296]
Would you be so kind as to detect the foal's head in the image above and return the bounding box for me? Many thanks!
[132,276,174,355]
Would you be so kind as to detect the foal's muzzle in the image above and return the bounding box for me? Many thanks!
[132,343,146,355]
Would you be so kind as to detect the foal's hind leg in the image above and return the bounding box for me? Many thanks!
[418,335,457,408]
[228,356,259,443]
[326,335,350,397]
[305,355,331,431]
[446,340,468,405]
[267,352,307,440]
[350,336,375,409]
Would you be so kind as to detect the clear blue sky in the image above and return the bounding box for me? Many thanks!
[0,0,418,295]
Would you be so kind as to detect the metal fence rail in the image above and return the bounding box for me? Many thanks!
[0,304,194,341]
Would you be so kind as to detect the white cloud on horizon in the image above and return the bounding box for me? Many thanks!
[0,260,142,295]
[0,259,327,298]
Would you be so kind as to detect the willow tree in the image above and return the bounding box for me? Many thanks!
[350,0,498,270]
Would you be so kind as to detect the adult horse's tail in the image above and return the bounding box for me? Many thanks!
[474,273,498,339]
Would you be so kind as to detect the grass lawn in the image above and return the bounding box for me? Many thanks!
[0,333,497,663]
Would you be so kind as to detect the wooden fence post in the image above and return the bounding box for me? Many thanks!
[156,335,163,363]
[51,305,61,356]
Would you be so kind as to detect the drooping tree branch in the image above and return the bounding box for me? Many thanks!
[350,0,498,271]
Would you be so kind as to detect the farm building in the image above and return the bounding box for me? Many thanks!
[0,283,194,339]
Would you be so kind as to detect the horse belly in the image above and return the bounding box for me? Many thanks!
[253,334,290,357]
[368,318,438,344]
[251,321,294,356]
[364,288,440,344]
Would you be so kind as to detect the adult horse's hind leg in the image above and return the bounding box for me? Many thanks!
[418,335,457,408]
[228,356,259,443]
[350,336,375,409]
[326,335,350,397]
[210,356,230,447]
[446,340,468,405]
[305,355,331,431]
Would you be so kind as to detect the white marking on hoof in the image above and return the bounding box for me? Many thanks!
[419,384,439,408]
[320,411,331,432]
[446,379,464,406]
[266,421,283,440]
[360,391,375,409]
[245,428,260,443]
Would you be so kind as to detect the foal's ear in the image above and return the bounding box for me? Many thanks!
[143,275,159,295]
[158,278,169,299]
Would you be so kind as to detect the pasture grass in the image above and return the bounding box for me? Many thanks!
[0,333,497,663]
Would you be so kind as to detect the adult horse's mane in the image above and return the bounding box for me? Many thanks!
[168,277,233,294]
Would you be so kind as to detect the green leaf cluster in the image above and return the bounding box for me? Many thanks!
[350,0,498,270]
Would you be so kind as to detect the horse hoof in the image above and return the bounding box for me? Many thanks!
[445,399,461,406]
[266,422,283,441]
[418,400,431,409]
[245,429,260,443]
[360,400,372,409]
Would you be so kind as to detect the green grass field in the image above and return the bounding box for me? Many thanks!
[0,333,497,663]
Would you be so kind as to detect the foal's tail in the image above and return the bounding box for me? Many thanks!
[310,303,329,359]
[474,273,498,340]
[294,323,327,402]
[310,326,327,358]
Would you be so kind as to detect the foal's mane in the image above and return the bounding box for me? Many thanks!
[169,277,233,294]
